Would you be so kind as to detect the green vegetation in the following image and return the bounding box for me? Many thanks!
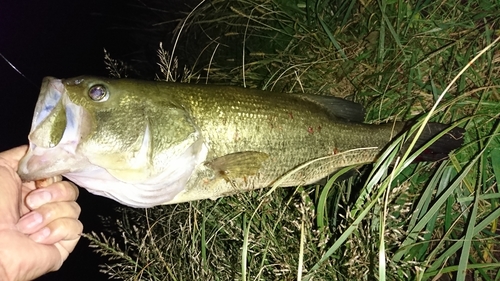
[86,0,500,279]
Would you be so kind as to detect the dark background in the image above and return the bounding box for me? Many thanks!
[0,0,193,279]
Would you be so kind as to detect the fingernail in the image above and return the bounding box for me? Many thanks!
[27,190,52,209]
[31,227,51,243]
[35,176,62,188]
[17,212,43,232]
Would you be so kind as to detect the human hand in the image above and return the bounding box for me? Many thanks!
[0,145,82,281]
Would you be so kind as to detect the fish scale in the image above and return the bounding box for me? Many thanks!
[174,84,401,168]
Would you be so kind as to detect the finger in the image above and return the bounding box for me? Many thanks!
[35,175,63,188]
[19,181,38,215]
[17,201,81,234]
[0,145,28,170]
[15,244,63,281]
[21,177,64,214]
[54,235,82,266]
[26,181,79,210]
[29,218,83,244]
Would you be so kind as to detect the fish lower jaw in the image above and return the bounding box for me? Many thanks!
[18,144,84,181]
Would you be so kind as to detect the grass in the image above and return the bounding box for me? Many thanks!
[85,0,500,280]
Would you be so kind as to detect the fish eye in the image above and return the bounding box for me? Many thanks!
[88,85,109,102]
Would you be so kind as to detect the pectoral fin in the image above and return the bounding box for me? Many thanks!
[206,151,269,182]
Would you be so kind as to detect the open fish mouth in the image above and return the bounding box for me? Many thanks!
[18,77,91,181]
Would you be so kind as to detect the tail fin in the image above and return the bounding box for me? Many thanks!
[408,123,465,162]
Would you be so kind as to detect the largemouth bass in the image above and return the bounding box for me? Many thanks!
[17,76,464,207]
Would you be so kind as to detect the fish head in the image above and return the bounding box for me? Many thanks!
[18,76,208,207]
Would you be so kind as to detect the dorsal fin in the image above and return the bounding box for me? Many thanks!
[295,94,366,122]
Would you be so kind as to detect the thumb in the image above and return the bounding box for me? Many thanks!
[0,147,26,225]
[0,145,28,170]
